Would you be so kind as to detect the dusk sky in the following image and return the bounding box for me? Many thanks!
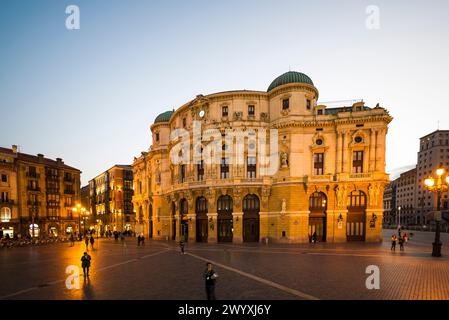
[1,0,449,184]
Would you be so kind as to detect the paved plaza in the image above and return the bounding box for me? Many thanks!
[1,231,449,300]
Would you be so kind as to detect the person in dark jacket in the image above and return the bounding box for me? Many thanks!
[89,236,95,250]
[84,236,89,250]
[203,262,218,300]
[81,252,91,277]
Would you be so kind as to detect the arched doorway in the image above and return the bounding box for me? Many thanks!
[196,197,208,242]
[347,190,367,241]
[149,203,153,239]
[171,202,176,240]
[217,195,233,242]
[309,192,327,242]
[243,194,260,242]
[180,198,189,241]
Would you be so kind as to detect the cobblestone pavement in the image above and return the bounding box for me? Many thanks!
[1,231,449,300]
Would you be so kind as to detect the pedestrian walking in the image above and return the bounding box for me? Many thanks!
[180,241,185,254]
[141,234,145,246]
[81,252,91,277]
[69,233,75,247]
[90,236,95,250]
[312,231,317,243]
[399,236,404,251]
[84,236,89,250]
[391,234,397,251]
[403,232,408,243]
[203,262,218,300]
[137,235,141,246]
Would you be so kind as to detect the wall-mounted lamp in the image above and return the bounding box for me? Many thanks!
[337,214,343,222]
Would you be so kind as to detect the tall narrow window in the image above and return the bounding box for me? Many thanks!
[247,156,256,178]
[306,99,311,110]
[313,153,324,175]
[182,118,187,128]
[282,99,289,110]
[180,164,186,183]
[197,160,204,181]
[353,151,364,173]
[222,106,228,117]
[155,132,160,142]
[248,105,255,116]
[220,158,229,179]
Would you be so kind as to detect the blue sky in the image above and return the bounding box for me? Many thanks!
[1,0,449,184]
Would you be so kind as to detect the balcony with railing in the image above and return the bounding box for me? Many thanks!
[46,188,60,194]
[26,172,40,179]
[27,200,41,206]
[0,199,14,205]
[64,189,75,195]
[46,174,59,181]
[27,186,41,192]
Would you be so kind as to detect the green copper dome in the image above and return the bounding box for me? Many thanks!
[267,71,314,92]
[154,110,174,123]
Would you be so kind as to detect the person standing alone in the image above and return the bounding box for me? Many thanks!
[81,252,91,277]
[203,262,218,300]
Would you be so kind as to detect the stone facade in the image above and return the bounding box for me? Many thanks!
[0,145,81,238]
[132,71,392,243]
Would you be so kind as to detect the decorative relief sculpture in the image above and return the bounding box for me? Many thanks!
[280,152,289,168]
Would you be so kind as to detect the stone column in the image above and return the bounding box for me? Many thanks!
[342,131,351,173]
[187,214,196,243]
[175,214,181,241]
[336,132,342,173]
[259,212,269,241]
[232,212,243,243]
[369,129,376,172]
[206,213,218,243]
[375,129,386,172]
[326,210,347,243]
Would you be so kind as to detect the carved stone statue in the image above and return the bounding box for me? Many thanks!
[280,152,288,168]
[335,185,347,207]
[281,199,287,213]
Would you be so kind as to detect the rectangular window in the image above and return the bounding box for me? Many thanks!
[317,109,323,115]
[180,164,186,183]
[247,156,256,178]
[197,160,204,181]
[182,118,187,128]
[313,153,324,175]
[220,158,229,179]
[353,151,364,173]
[155,132,160,142]
[1,174,7,182]
[282,99,289,110]
[248,105,255,116]
[222,106,228,117]
[306,99,311,110]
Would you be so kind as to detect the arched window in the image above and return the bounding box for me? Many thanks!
[217,195,233,211]
[309,192,327,210]
[196,197,208,214]
[180,199,188,215]
[348,191,367,208]
[1,207,11,222]
[243,194,260,211]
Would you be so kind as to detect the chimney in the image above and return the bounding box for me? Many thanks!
[56,158,64,165]
[37,154,44,162]
[12,145,18,153]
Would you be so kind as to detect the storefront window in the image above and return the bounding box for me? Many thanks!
[0,207,11,222]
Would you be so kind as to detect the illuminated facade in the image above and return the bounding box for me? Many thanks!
[0,145,81,238]
[132,71,392,243]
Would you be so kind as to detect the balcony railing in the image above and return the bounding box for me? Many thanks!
[46,175,59,181]
[47,188,60,194]
[27,200,41,206]
[26,172,40,179]
[0,199,14,205]
[64,176,75,182]
[64,189,75,195]
[27,186,41,192]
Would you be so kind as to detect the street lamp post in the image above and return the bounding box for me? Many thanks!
[72,204,86,237]
[397,206,402,229]
[424,168,449,257]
